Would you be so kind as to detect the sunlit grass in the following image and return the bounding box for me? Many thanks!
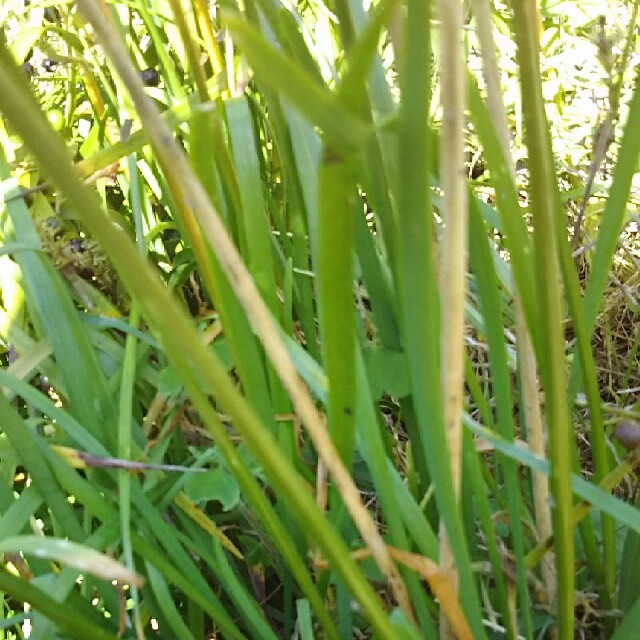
[0,1,639,639]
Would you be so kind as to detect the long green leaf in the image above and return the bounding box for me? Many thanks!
[223,15,370,150]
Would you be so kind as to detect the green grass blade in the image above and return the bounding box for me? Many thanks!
[0,486,43,539]
[612,595,640,640]
[296,599,315,640]
[0,394,84,541]
[580,73,640,333]
[223,15,370,150]
[0,536,141,586]
[225,97,279,314]
[469,200,533,637]
[395,1,486,635]
[173,514,280,640]
[317,149,357,469]
[510,4,575,633]
[144,562,198,640]
[464,417,640,534]
[467,75,538,349]
[355,348,438,636]
[0,569,125,640]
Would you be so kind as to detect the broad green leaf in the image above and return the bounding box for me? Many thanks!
[363,347,410,399]
[184,468,240,511]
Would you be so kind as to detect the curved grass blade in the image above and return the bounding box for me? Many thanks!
[0,536,143,587]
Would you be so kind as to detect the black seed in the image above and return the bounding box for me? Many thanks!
[139,68,160,87]
[42,58,57,72]
[43,217,64,239]
[43,216,62,229]
[68,238,86,252]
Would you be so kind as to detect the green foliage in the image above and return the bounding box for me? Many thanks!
[0,0,639,639]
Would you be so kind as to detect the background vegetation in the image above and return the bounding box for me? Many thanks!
[0,0,639,638]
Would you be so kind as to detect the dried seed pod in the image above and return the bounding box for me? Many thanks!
[615,421,640,451]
